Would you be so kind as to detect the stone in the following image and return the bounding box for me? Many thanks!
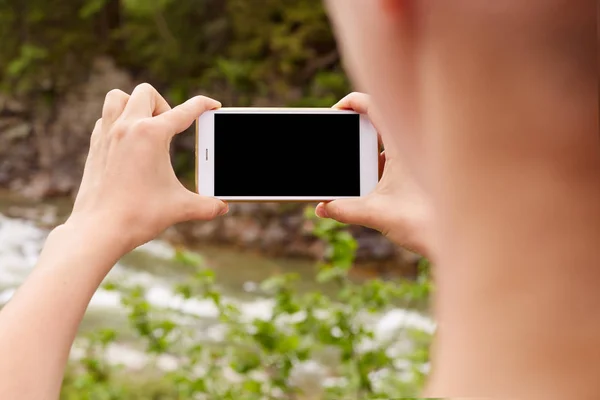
[401,249,423,265]
[230,202,262,216]
[260,221,289,249]
[1,56,136,196]
[221,216,262,245]
[2,122,31,142]
[19,172,52,200]
[281,214,303,229]
[355,233,397,260]
[307,240,326,259]
[301,218,316,236]
[0,170,8,185]
[0,94,26,114]
[191,220,220,239]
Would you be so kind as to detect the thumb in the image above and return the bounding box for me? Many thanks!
[316,197,379,229]
[178,191,229,222]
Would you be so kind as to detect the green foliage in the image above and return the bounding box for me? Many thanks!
[0,0,109,95]
[0,0,349,177]
[0,0,349,107]
[79,0,110,19]
[62,210,434,399]
[6,44,48,78]
[0,0,350,181]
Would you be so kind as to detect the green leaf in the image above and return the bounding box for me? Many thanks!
[174,249,204,267]
[276,334,300,353]
[79,0,108,18]
[242,380,262,393]
[230,349,261,374]
[175,283,193,299]
[316,266,345,283]
[98,329,117,346]
[7,44,48,77]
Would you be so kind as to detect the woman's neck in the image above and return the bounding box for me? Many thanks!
[424,75,600,399]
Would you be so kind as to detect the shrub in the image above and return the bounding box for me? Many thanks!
[62,208,434,399]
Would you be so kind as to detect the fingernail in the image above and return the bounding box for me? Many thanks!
[219,203,229,216]
[316,207,329,219]
[208,99,222,109]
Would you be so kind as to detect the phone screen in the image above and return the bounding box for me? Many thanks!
[214,113,361,197]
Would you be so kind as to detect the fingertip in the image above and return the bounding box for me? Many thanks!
[194,96,221,110]
[207,99,222,110]
[332,92,369,114]
[331,101,344,110]
[315,203,329,219]
[218,201,229,216]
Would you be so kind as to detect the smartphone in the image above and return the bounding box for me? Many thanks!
[196,108,378,201]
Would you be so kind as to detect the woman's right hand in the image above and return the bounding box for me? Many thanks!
[316,92,432,258]
[66,84,228,258]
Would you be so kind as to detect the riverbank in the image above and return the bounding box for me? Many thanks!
[0,190,420,278]
[0,57,419,277]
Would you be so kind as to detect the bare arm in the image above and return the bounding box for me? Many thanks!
[0,84,227,400]
[0,221,123,398]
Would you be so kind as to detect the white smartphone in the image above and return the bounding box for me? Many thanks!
[196,108,378,202]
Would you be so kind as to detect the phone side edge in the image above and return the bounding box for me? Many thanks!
[360,115,379,196]
[197,111,215,196]
[195,118,199,193]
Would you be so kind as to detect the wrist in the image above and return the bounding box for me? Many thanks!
[51,212,131,263]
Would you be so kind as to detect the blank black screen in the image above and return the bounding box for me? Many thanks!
[214,113,360,197]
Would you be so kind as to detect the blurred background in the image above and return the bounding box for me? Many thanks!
[0,1,435,399]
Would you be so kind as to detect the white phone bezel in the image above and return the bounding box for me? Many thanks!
[196,108,378,201]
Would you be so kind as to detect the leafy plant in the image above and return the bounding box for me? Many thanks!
[63,209,434,399]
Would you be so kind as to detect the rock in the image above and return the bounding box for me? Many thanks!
[0,170,8,186]
[307,239,326,259]
[402,250,422,265]
[281,213,304,229]
[0,94,26,114]
[0,119,31,144]
[301,218,316,236]
[0,56,136,198]
[4,204,59,227]
[221,216,262,245]
[242,281,259,293]
[260,202,282,215]
[191,220,221,238]
[260,221,289,249]
[355,233,397,260]
[19,172,52,200]
[36,58,135,188]
[229,202,262,216]
[160,226,187,246]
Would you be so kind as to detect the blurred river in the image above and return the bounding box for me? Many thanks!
[0,194,435,389]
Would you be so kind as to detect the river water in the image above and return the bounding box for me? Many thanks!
[0,195,435,392]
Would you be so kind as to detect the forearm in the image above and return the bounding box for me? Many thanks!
[0,220,124,400]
